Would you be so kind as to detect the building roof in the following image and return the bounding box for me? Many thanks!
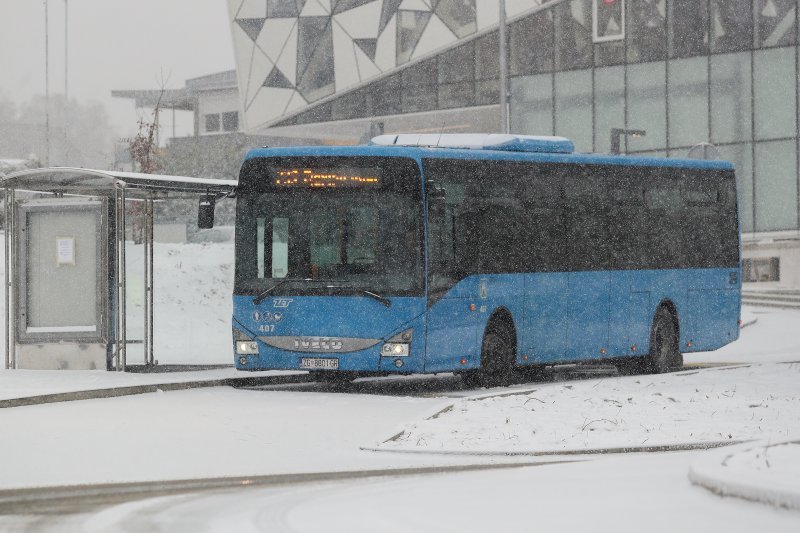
[111,70,238,110]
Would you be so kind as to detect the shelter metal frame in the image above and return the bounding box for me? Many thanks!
[2,167,235,371]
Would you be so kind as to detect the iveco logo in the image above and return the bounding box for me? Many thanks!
[293,337,344,352]
[273,298,293,308]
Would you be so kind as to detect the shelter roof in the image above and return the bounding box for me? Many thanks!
[0,167,236,199]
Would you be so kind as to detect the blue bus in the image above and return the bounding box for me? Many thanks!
[231,134,740,385]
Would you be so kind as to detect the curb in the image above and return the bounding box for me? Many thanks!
[0,460,573,513]
[362,440,745,457]
[688,440,800,511]
[0,373,311,409]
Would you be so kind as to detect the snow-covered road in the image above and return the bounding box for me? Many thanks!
[74,449,800,533]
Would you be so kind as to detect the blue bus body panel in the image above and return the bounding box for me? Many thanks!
[234,295,427,372]
[422,267,740,368]
[522,273,569,361]
[237,146,740,373]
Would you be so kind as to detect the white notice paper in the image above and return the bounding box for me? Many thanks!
[56,237,75,265]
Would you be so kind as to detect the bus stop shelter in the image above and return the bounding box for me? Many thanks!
[2,168,235,371]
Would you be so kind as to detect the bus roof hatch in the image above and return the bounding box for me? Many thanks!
[370,133,575,154]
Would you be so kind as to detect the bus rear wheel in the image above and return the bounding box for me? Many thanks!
[648,308,683,373]
[462,319,516,388]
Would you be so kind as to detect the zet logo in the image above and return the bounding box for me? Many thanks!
[273,298,293,308]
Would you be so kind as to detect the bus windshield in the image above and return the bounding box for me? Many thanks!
[234,157,424,297]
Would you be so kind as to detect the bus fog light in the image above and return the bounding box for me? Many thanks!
[381,343,409,357]
[236,341,259,355]
[239,356,248,365]
[394,359,404,368]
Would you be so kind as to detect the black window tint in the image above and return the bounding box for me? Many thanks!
[606,167,647,268]
[423,158,559,277]
[683,177,719,205]
[562,167,608,270]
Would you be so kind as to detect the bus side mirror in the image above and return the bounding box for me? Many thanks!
[198,195,216,229]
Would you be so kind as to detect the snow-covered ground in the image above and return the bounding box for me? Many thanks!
[1,239,799,530]
[373,361,800,454]
[73,450,800,533]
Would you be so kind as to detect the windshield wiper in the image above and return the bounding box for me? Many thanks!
[253,278,351,305]
[253,278,312,305]
[324,284,392,308]
[253,279,391,307]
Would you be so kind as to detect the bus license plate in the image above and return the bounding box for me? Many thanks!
[300,358,339,370]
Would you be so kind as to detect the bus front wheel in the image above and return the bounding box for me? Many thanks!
[648,308,683,373]
[462,319,516,388]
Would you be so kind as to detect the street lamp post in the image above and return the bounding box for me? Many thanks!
[498,0,509,134]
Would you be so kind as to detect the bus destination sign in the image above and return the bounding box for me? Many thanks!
[274,168,381,189]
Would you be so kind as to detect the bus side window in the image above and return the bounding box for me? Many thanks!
[645,172,684,269]
[518,163,565,272]
[607,170,646,269]
[562,166,608,271]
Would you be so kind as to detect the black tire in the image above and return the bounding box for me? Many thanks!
[648,308,683,373]
[462,319,516,388]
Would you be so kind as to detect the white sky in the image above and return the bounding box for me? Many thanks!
[0,0,235,138]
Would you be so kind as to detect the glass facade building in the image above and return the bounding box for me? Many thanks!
[228,0,800,233]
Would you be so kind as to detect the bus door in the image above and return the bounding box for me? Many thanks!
[425,181,480,372]
[522,205,569,363]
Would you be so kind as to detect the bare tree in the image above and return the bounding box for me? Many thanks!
[128,89,163,174]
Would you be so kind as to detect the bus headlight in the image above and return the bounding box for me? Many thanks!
[233,327,259,355]
[382,343,409,357]
[382,328,412,357]
[236,341,259,355]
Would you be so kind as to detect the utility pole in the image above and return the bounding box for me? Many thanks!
[44,0,50,166]
[64,0,69,164]
[498,0,509,134]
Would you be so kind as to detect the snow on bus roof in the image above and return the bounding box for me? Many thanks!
[371,133,576,154]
